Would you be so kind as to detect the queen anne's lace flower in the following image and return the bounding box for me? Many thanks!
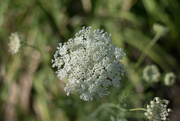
[164,72,176,86]
[52,26,126,101]
[144,97,171,121]
[143,65,160,83]
[8,32,21,54]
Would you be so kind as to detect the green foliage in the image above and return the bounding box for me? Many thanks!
[0,0,180,121]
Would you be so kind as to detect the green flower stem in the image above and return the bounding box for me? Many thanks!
[25,44,41,52]
[103,103,146,112]
[89,103,146,119]
[135,34,161,68]
[22,41,42,55]
[129,108,147,111]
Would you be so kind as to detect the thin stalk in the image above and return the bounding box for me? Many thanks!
[89,103,146,119]
[103,103,146,112]
[135,34,161,68]
[22,42,43,55]
[129,108,147,111]
[25,44,41,52]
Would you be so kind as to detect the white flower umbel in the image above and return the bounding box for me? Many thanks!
[144,97,171,121]
[164,72,176,86]
[8,32,21,54]
[143,65,160,83]
[52,26,126,101]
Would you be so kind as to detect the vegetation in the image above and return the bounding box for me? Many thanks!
[0,0,180,121]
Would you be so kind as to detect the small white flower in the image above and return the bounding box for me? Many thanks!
[144,97,171,121]
[8,32,21,54]
[143,65,160,83]
[153,23,168,36]
[52,26,126,101]
[164,72,176,86]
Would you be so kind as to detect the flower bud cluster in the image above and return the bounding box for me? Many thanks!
[143,65,160,83]
[164,72,176,86]
[153,23,168,36]
[145,97,171,121]
[52,26,126,101]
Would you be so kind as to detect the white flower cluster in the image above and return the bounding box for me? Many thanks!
[143,65,160,83]
[8,32,21,54]
[52,26,126,101]
[144,97,171,121]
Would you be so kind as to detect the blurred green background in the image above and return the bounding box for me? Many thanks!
[0,0,180,121]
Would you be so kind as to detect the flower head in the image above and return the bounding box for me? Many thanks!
[153,23,168,36]
[143,65,160,83]
[164,72,176,86]
[144,97,171,121]
[8,32,21,54]
[52,26,126,101]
